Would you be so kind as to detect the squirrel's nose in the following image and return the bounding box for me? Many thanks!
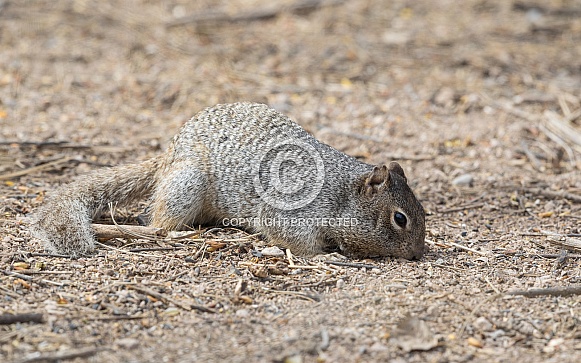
[412,247,424,260]
[410,240,425,260]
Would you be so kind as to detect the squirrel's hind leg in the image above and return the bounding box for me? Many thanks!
[149,163,208,231]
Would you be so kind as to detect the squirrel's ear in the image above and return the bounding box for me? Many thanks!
[388,161,407,183]
[363,165,390,197]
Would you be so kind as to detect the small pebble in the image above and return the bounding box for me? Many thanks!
[368,341,388,352]
[163,307,180,316]
[284,354,303,363]
[261,246,285,257]
[428,229,440,237]
[452,174,474,186]
[526,8,543,24]
[382,30,411,45]
[116,338,140,349]
[473,316,493,331]
[235,309,250,318]
[488,329,505,339]
[433,87,456,107]
[543,338,564,353]
[336,279,345,289]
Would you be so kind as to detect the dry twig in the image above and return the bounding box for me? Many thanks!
[324,261,376,269]
[425,239,487,256]
[167,0,345,27]
[94,241,167,258]
[261,287,321,302]
[0,156,73,180]
[127,284,214,313]
[507,285,581,297]
[2,270,64,287]
[93,223,168,240]
[519,140,543,171]
[483,94,581,169]
[0,285,21,298]
[107,203,168,242]
[526,187,581,203]
[438,202,485,214]
[0,313,43,325]
[541,230,581,252]
[544,110,581,154]
[16,346,107,363]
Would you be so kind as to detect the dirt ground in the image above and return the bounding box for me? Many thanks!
[1,0,581,362]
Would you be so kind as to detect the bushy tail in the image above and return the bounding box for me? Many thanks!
[30,157,162,257]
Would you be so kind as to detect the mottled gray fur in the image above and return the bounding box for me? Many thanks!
[30,103,426,259]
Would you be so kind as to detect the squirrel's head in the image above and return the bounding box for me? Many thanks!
[339,161,426,260]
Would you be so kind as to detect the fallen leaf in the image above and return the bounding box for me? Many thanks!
[340,78,352,89]
[538,211,554,218]
[163,307,180,316]
[467,337,483,348]
[284,355,302,363]
[238,296,253,304]
[14,279,31,289]
[207,241,227,252]
[400,7,413,19]
[13,262,30,270]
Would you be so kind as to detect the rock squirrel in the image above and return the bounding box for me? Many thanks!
[30,102,426,259]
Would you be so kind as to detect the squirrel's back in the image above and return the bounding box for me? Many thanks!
[166,102,368,219]
[171,102,348,169]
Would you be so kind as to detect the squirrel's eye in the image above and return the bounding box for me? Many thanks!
[393,212,407,228]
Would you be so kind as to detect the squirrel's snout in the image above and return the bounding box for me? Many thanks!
[401,245,424,260]
[404,233,426,260]
[411,243,425,260]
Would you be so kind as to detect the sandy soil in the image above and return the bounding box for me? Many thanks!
[1,0,581,362]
